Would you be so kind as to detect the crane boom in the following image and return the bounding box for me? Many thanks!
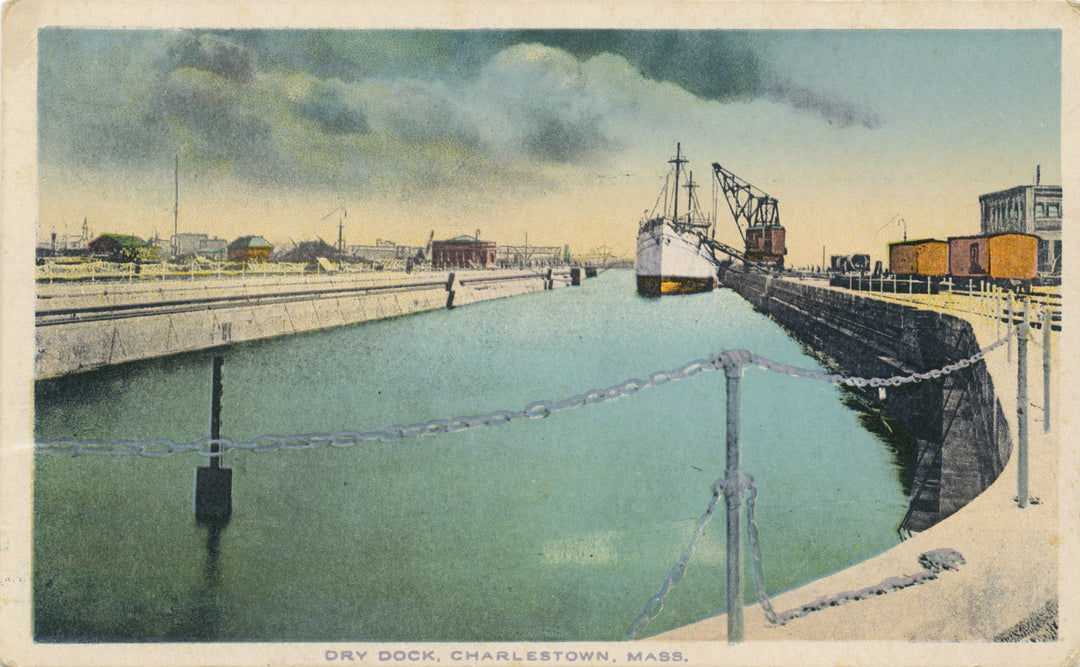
[711,163,780,241]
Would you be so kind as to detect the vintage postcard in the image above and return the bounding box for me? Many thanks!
[2,1,1077,666]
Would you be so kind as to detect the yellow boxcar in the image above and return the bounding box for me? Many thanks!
[888,239,949,276]
[987,233,1038,280]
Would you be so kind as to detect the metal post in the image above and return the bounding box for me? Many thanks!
[210,355,223,468]
[721,350,752,643]
[196,355,232,517]
[1017,298,1029,508]
[1043,304,1051,433]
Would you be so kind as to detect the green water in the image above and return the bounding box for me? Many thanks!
[34,270,908,641]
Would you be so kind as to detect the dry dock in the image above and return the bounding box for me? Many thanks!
[35,267,584,379]
[657,273,1062,647]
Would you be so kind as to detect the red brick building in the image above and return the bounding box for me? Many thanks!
[431,235,496,268]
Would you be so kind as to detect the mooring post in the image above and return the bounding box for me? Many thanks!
[1043,304,1052,433]
[196,355,232,517]
[571,267,581,286]
[445,272,457,309]
[1017,298,1029,509]
[720,350,752,643]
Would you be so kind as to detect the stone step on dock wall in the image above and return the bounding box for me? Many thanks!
[722,270,1011,531]
[35,268,580,380]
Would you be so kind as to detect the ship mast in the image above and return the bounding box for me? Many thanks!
[669,143,687,224]
[684,171,698,222]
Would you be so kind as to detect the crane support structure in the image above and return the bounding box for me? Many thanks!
[711,163,781,239]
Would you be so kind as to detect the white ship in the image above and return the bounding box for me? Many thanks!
[635,144,720,296]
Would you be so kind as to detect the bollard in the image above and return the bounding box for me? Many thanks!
[570,267,581,286]
[1043,304,1051,433]
[196,356,232,517]
[445,272,457,309]
[545,268,553,290]
[1017,298,1029,508]
[720,350,752,643]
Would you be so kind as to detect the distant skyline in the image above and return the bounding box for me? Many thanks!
[38,29,1061,266]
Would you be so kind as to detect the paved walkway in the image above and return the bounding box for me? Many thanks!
[655,290,1066,651]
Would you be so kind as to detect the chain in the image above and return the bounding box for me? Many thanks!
[752,326,1013,388]
[744,477,778,624]
[35,327,1015,457]
[761,548,966,626]
[35,356,723,456]
[625,478,725,640]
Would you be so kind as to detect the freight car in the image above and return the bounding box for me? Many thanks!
[888,232,1039,290]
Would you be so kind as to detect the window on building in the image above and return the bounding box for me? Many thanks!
[1036,203,1045,217]
[1047,203,1060,217]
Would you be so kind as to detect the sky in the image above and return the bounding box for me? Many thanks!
[37,29,1061,266]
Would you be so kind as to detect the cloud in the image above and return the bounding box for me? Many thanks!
[169,32,255,84]
[763,80,883,129]
[292,87,370,135]
[38,29,883,203]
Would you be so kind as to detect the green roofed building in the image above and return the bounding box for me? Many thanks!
[87,233,156,260]
[227,236,273,262]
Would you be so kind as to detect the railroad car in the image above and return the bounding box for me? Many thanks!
[888,239,949,276]
[946,232,1038,282]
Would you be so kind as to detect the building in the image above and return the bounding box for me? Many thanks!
[979,183,1061,276]
[346,239,423,263]
[173,233,227,260]
[87,233,156,260]
[431,235,496,268]
[227,236,273,262]
[495,244,565,266]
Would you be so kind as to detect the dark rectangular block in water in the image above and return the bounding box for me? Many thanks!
[195,466,232,516]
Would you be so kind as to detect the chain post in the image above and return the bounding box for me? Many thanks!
[720,350,752,643]
[1043,304,1051,433]
[1017,297,1029,509]
[196,355,232,517]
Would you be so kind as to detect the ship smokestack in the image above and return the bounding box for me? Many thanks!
[1036,165,1041,185]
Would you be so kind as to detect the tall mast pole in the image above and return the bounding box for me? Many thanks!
[669,143,687,224]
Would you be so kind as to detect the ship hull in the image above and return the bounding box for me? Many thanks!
[635,221,718,296]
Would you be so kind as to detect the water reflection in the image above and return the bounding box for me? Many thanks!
[179,515,229,640]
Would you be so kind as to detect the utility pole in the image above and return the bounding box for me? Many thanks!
[173,154,179,257]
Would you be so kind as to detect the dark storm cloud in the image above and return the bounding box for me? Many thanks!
[38,28,883,197]
[169,32,255,83]
[510,30,765,101]
[292,88,370,135]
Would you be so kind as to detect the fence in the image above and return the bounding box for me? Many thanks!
[37,311,1041,642]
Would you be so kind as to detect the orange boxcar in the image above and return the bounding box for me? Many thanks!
[987,233,1038,280]
[888,239,948,276]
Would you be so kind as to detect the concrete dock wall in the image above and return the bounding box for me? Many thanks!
[722,270,1011,531]
[35,268,576,380]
